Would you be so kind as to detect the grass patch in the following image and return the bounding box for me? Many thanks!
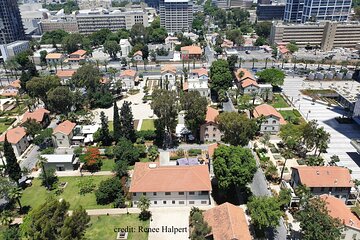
[85,214,149,240]
[0,117,16,134]
[21,176,113,210]
[101,158,116,171]
[141,119,155,131]
[279,110,304,124]
[270,94,289,108]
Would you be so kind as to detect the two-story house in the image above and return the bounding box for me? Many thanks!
[1,80,21,97]
[45,53,64,66]
[52,120,76,148]
[56,69,77,85]
[185,68,210,98]
[0,126,29,157]
[119,69,137,90]
[160,65,177,90]
[129,162,212,206]
[132,50,143,61]
[181,46,202,60]
[290,166,353,203]
[234,68,256,88]
[22,108,51,128]
[200,107,222,142]
[68,49,87,63]
[241,79,260,95]
[253,104,286,134]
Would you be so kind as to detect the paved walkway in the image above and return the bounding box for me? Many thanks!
[30,170,114,178]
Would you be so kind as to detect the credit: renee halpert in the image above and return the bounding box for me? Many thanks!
[114,226,188,234]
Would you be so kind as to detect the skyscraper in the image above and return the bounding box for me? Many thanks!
[0,0,25,44]
[160,0,193,33]
[284,0,352,23]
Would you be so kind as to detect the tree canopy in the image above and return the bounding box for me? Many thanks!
[256,68,285,86]
[247,196,282,230]
[210,60,233,93]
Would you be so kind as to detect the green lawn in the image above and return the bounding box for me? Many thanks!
[141,119,155,131]
[85,214,149,240]
[21,176,113,210]
[101,158,116,171]
[279,110,305,124]
[270,94,290,108]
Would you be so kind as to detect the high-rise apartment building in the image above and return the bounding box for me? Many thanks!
[160,0,193,33]
[0,0,26,44]
[284,0,352,23]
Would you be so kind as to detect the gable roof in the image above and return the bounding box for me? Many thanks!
[0,126,26,144]
[133,50,143,57]
[203,203,252,240]
[205,106,219,123]
[46,53,63,59]
[53,120,76,135]
[253,104,286,124]
[235,68,255,82]
[22,108,50,123]
[241,79,259,88]
[279,45,290,54]
[56,69,76,78]
[129,162,211,192]
[120,69,137,78]
[70,49,87,56]
[9,80,21,89]
[181,45,202,55]
[320,194,360,230]
[292,166,353,188]
[161,64,176,74]
[191,68,208,77]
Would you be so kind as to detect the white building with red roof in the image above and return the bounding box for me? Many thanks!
[160,65,177,90]
[253,104,286,133]
[119,69,137,90]
[0,126,29,157]
[68,49,87,63]
[200,107,222,142]
[52,120,76,148]
[129,162,212,206]
[290,166,354,203]
[56,69,77,85]
[186,68,210,98]
[132,50,143,61]
[22,108,50,128]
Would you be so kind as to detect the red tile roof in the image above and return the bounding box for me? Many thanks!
[9,80,21,89]
[56,70,76,78]
[253,104,286,124]
[161,64,176,74]
[70,49,87,56]
[133,50,143,57]
[191,68,208,77]
[120,69,137,78]
[235,68,255,82]
[205,107,219,123]
[203,203,252,240]
[22,108,50,123]
[53,120,76,135]
[292,166,353,188]
[320,194,360,230]
[129,162,212,193]
[241,79,258,88]
[181,46,203,55]
[46,53,63,59]
[0,126,26,144]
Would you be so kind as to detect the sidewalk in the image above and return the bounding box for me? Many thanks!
[30,170,114,178]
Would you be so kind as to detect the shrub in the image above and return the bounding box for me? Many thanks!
[39,168,58,190]
[77,177,96,195]
[95,177,123,205]
[41,147,55,154]
[104,146,114,158]
[136,130,156,141]
[188,149,202,156]
[34,128,53,146]
[139,210,151,221]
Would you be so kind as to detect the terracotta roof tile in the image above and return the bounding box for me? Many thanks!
[22,108,50,123]
[320,194,360,230]
[129,162,211,192]
[253,104,286,124]
[292,166,353,188]
[46,53,63,59]
[241,79,259,88]
[120,69,137,78]
[0,126,26,144]
[70,49,87,56]
[9,80,21,88]
[203,203,252,240]
[235,68,255,82]
[205,107,219,122]
[56,70,76,78]
[181,46,202,55]
[191,68,208,77]
[161,64,176,74]
[53,120,76,135]
[133,50,143,56]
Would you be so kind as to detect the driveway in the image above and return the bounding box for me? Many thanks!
[282,76,360,179]
[148,207,190,240]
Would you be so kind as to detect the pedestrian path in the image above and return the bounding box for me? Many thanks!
[30,170,114,178]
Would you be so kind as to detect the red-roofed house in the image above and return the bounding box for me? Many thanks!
[0,126,29,157]
[253,104,286,133]
[132,51,143,61]
[129,162,212,206]
[22,108,50,128]
[200,107,222,142]
[278,45,292,59]
[1,80,21,97]
[203,203,252,240]
[241,79,259,94]
[160,65,177,90]
[56,69,77,84]
[68,49,87,63]
[181,46,202,60]
[320,195,360,239]
[290,166,353,203]
[187,68,210,98]
[119,69,137,90]
[52,120,76,148]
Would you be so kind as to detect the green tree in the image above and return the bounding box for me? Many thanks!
[226,29,244,46]
[189,207,211,240]
[95,177,123,205]
[89,29,112,46]
[113,138,140,165]
[71,64,101,93]
[137,195,151,221]
[8,187,23,212]
[60,206,90,240]
[213,145,257,190]
[113,101,121,142]
[180,91,207,140]
[39,168,58,190]
[150,90,178,148]
[113,160,129,178]
[248,196,282,231]
[47,86,73,114]
[4,136,21,184]
[296,197,343,240]
[192,13,205,32]
[256,68,285,87]
[41,30,69,44]
[39,50,48,66]
[254,37,268,46]
[98,111,112,146]
[277,188,291,210]
[22,119,42,138]
[254,21,272,38]
[216,112,257,146]
[147,145,159,162]
[210,60,233,93]
[103,40,121,59]
[3,226,20,240]
[26,75,61,107]
[287,42,299,53]
[120,101,136,142]
[227,55,238,73]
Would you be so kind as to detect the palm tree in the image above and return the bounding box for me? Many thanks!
[37,155,49,189]
[0,210,13,226]
[264,57,268,69]
[108,67,118,81]
[252,58,257,69]
[9,187,23,212]
[263,88,271,102]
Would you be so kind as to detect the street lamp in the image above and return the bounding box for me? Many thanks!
[306,110,311,120]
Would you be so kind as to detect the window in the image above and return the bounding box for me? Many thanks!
[165,192,171,195]
[154,201,157,204]
[179,192,184,195]
[163,201,167,204]
[201,201,207,204]
[172,201,175,204]
[272,120,276,124]
[189,201,195,204]
[213,134,216,137]
[179,201,185,204]
[133,193,136,196]
[189,192,195,195]
[200,191,208,195]
[321,187,325,191]
[153,192,157,196]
